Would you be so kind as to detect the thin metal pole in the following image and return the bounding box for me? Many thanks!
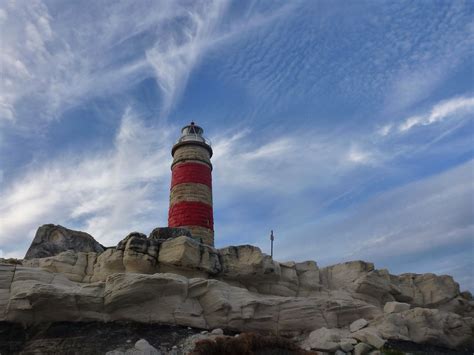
[270,230,274,258]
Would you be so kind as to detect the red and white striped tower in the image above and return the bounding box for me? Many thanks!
[168,122,214,246]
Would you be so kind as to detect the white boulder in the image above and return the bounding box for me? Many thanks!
[350,318,368,332]
[383,301,410,314]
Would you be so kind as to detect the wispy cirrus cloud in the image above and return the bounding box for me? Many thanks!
[377,95,474,136]
[0,0,226,127]
[146,1,229,116]
[214,1,474,121]
[0,108,173,256]
[0,0,294,129]
[398,95,474,132]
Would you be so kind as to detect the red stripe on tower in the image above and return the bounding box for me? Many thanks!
[168,201,214,230]
[171,162,212,189]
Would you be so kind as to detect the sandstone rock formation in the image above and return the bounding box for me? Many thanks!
[5,225,474,353]
[24,224,105,259]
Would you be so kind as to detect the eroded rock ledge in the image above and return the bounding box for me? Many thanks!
[2,225,473,353]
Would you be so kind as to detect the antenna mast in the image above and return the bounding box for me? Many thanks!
[270,230,274,259]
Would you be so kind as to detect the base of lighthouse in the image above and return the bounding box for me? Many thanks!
[179,225,214,246]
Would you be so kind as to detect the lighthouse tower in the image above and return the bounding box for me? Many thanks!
[168,122,214,246]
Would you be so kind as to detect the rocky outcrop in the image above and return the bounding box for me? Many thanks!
[24,224,105,259]
[159,236,221,277]
[7,226,474,352]
[301,308,473,353]
[383,301,410,314]
[371,307,473,349]
[0,265,379,335]
[22,250,98,282]
[318,261,473,318]
[117,232,160,274]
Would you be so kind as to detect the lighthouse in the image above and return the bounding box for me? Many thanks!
[168,122,214,246]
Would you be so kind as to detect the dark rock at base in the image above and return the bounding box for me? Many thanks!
[384,339,473,355]
[149,227,191,241]
[24,224,105,260]
[1,322,470,355]
[0,321,201,355]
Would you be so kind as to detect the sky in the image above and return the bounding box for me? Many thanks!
[0,0,473,291]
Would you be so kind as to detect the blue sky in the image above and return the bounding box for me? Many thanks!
[0,0,473,291]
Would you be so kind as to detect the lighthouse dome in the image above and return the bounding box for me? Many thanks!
[173,122,212,156]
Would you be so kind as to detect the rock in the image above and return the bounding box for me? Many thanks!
[295,261,321,295]
[319,261,374,290]
[339,340,354,352]
[22,250,98,283]
[369,351,381,355]
[304,327,350,351]
[341,337,358,345]
[396,273,460,307]
[4,266,105,324]
[134,339,160,354]
[319,261,464,315]
[91,232,163,281]
[353,269,401,305]
[7,233,474,352]
[278,262,299,293]
[24,224,104,259]
[0,265,15,311]
[350,318,368,332]
[149,227,191,240]
[218,245,280,281]
[135,338,151,349]
[158,236,221,275]
[92,248,126,282]
[103,272,203,327]
[372,307,473,349]
[353,342,372,355]
[335,350,346,355]
[210,328,223,335]
[118,232,159,274]
[352,328,385,349]
[383,301,410,314]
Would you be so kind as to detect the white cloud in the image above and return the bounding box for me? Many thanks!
[0,108,174,254]
[398,95,474,132]
[0,1,229,125]
[382,3,474,113]
[0,0,290,129]
[146,1,229,116]
[376,94,474,138]
[212,130,347,194]
[346,145,377,165]
[377,124,393,137]
[272,160,474,290]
